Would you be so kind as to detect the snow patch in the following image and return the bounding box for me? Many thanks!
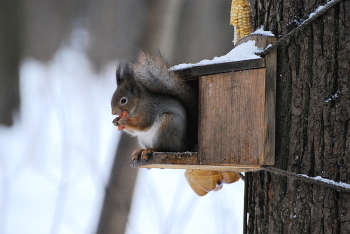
[170,28,274,71]
[309,0,336,18]
[301,175,350,189]
[325,92,339,103]
[170,40,261,70]
[251,26,274,37]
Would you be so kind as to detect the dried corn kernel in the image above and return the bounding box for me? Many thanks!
[230,0,253,43]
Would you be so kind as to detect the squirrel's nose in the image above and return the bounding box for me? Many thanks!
[112,107,122,115]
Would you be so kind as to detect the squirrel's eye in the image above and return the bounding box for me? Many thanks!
[120,97,128,105]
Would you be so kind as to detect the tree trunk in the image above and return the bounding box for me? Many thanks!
[0,1,21,126]
[246,0,350,233]
[96,134,139,234]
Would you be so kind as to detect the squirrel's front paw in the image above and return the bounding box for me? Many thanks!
[118,117,128,126]
[112,117,120,126]
[132,148,155,161]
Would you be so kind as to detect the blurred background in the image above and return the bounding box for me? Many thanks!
[0,0,245,233]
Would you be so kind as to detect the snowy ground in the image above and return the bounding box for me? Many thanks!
[0,30,244,234]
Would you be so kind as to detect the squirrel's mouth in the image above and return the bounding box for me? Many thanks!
[111,107,123,116]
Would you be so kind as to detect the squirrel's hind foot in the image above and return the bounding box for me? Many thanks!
[132,148,155,161]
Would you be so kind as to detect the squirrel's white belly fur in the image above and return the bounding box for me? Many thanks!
[126,120,161,149]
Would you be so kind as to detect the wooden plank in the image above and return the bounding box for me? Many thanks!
[173,58,265,80]
[130,152,198,168]
[263,38,277,165]
[234,34,276,50]
[138,164,261,172]
[198,69,267,165]
[131,152,261,172]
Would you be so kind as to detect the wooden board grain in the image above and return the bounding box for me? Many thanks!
[263,38,277,165]
[130,152,198,168]
[138,164,261,172]
[234,34,276,50]
[199,68,267,165]
[131,152,261,172]
[173,58,265,80]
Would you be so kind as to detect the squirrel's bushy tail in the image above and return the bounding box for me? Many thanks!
[133,52,194,102]
[133,51,198,150]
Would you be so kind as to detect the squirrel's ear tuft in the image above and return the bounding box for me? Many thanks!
[116,63,134,85]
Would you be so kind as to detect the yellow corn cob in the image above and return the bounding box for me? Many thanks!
[230,0,253,43]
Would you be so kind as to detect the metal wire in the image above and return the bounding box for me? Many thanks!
[262,166,350,193]
[256,0,345,57]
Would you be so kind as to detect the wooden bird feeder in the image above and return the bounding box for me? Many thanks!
[131,34,276,172]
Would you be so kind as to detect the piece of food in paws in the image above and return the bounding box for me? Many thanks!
[112,111,128,130]
[118,111,128,130]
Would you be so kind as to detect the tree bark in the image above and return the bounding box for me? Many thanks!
[246,0,350,233]
[0,1,21,126]
[96,134,139,234]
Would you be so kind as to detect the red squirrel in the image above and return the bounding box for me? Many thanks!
[111,52,198,161]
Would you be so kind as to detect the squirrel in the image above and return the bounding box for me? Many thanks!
[111,51,198,160]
